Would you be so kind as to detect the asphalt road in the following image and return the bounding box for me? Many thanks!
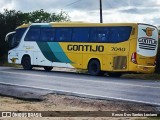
[0,66,160,106]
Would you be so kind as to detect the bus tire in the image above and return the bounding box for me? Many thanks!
[108,72,122,77]
[88,59,101,76]
[21,56,32,70]
[44,66,53,71]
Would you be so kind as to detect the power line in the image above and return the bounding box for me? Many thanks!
[63,0,103,23]
[63,0,83,8]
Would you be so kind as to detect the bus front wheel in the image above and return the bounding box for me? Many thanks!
[44,66,53,71]
[21,56,32,70]
[88,60,101,76]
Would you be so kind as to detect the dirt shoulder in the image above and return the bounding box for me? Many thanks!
[0,94,159,120]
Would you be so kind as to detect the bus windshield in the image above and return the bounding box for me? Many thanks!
[5,32,16,50]
[6,28,27,50]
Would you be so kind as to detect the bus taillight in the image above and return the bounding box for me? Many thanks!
[131,52,137,64]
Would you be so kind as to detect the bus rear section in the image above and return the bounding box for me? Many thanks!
[132,24,158,73]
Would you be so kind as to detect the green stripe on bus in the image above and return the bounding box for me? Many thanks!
[48,42,72,63]
[36,42,60,62]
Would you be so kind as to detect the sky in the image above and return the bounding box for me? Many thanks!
[0,0,160,26]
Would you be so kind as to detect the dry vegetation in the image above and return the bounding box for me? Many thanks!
[0,94,159,120]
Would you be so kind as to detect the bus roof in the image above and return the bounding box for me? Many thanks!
[16,24,30,29]
[15,22,144,29]
[50,22,138,27]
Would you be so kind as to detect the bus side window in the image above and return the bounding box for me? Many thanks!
[97,33,106,42]
[97,28,109,42]
[72,28,90,42]
[41,27,55,42]
[56,28,72,42]
[109,26,132,43]
[24,27,40,41]
[89,28,97,42]
[90,27,109,42]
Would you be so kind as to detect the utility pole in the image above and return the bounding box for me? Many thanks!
[100,0,103,23]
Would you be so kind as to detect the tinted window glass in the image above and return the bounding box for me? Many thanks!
[24,27,40,41]
[109,26,132,43]
[72,28,90,42]
[41,27,55,42]
[89,28,97,42]
[15,28,27,42]
[8,28,27,49]
[90,27,109,42]
[55,28,72,42]
[7,33,16,50]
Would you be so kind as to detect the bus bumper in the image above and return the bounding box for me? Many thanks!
[137,65,155,74]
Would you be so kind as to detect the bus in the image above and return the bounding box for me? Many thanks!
[5,22,158,77]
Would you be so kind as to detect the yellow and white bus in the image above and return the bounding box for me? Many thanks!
[5,22,158,77]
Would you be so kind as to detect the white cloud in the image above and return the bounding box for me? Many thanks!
[0,0,160,26]
[0,0,14,11]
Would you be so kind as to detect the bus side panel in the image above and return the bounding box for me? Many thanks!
[8,49,20,64]
[59,42,104,69]
[103,42,130,72]
[82,54,103,70]
[36,42,73,68]
[102,55,113,71]
[37,51,52,67]
[128,38,138,72]
[17,41,39,65]
[67,53,82,69]
[128,25,138,72]
[59,42,82,68]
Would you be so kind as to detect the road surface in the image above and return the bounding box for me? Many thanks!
[0,66,160,106]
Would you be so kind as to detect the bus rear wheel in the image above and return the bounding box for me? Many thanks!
[88,60,101,76]
[21,56,32,70]
[44,66,53,71]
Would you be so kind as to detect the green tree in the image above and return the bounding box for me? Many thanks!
[25,9,70,23]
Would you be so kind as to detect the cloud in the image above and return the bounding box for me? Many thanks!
[13,0,63,12]
[0,0,160,26]
[0,0,14,10]
[119,7,159,14]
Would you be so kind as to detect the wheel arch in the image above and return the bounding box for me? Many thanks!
[87,58,102,70]
[21,54,31,64]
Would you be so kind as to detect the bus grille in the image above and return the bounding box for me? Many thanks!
[113,56,127,70]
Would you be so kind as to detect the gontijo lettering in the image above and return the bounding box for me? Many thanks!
[67,45,104,52]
